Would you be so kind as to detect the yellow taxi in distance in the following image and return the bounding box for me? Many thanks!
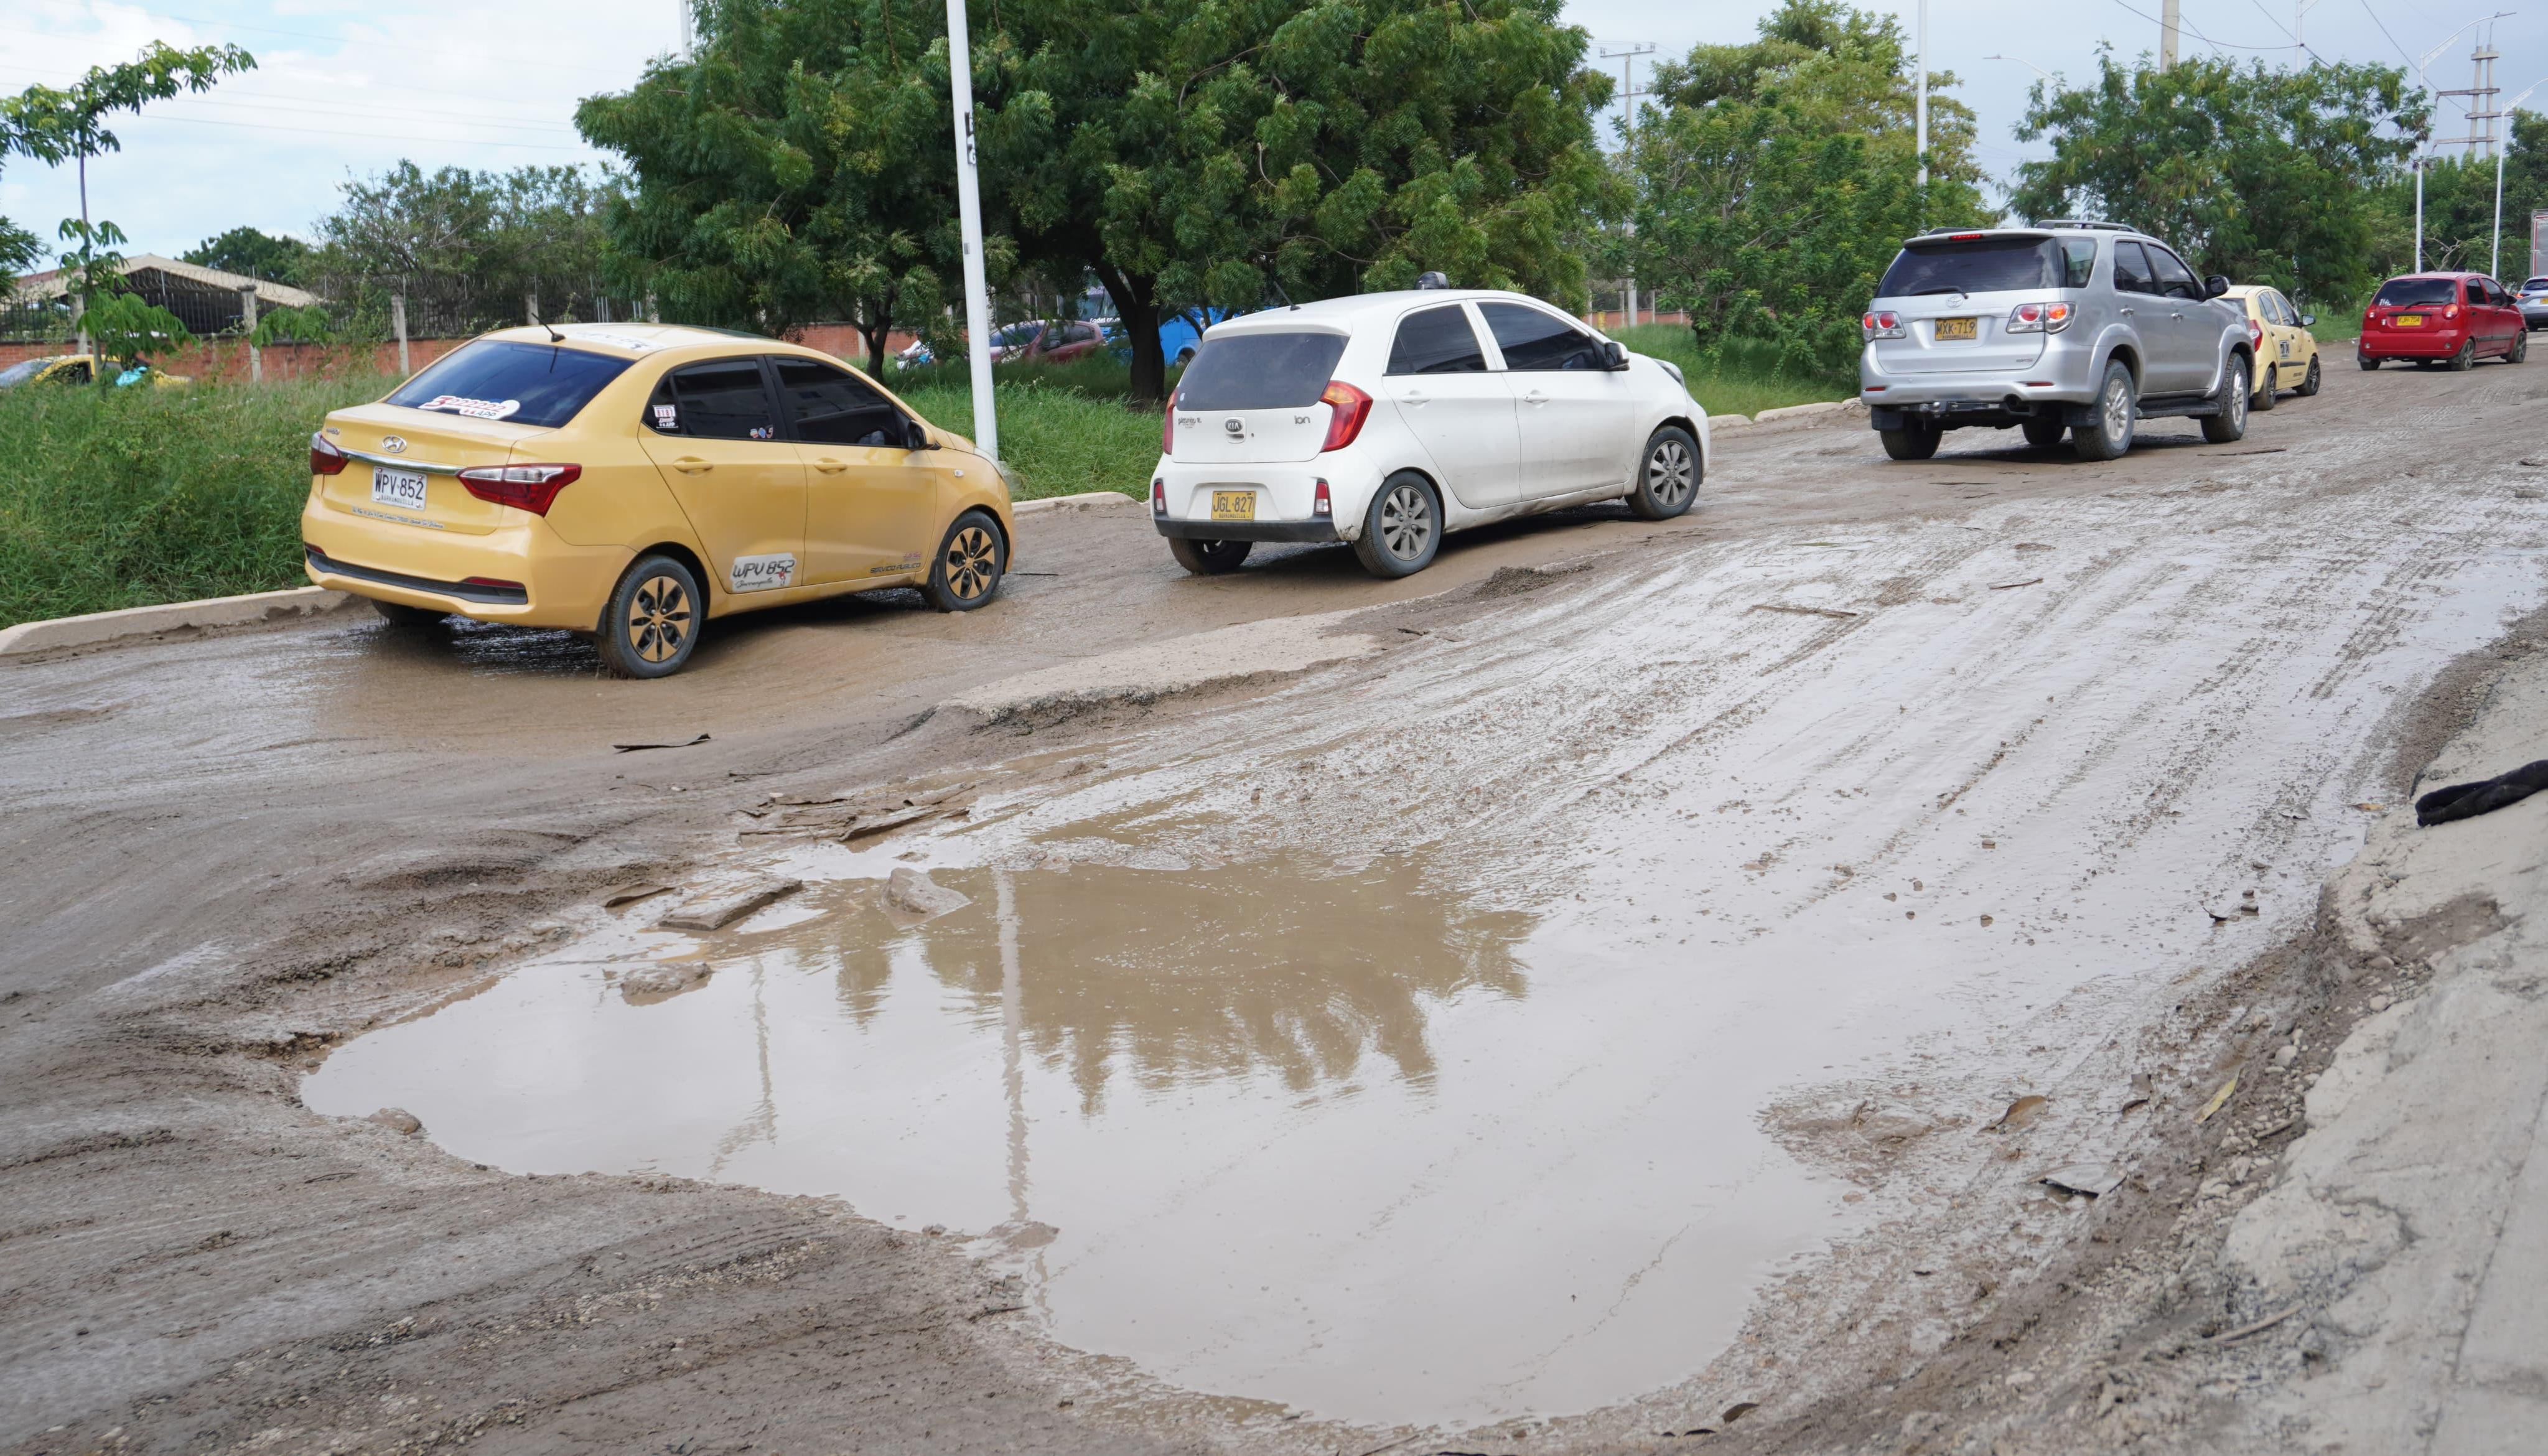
[301,324,1015,678]
[2221,284,2322,408]
[0,355,192,389]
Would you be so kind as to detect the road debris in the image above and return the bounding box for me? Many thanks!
[1987,1094,2050,1132]
[1988,577,2044,590]
[656,878,801,931]
[2038,1164,2124,1198]
[620,961,712,1004]
[1748,604,1861,620]
[884,868,973,924]
[611,734,711,752]
[2412,757,2548,826]
[600,882,671,909]
[2196,1075,2240,1124]
[365,1108,423,1136]
[2208,1307,2297,1343]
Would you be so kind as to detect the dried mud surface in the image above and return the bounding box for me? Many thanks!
[5,359,2546,1455]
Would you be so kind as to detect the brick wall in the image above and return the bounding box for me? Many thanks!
[0,337,466,383]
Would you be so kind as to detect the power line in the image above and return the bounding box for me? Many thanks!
[92,113,593,152]
[157,95,583,138]
[0,61,605,123]
[2109,0,2291,51]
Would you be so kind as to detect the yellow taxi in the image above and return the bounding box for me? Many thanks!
[301,325,1016,678]
[2221,285,2322,408]
[0,355,192,389]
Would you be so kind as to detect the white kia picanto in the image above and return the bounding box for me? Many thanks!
[1150,286,1710,578]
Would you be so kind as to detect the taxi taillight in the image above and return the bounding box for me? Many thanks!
[457,463,581,515]
[310,432,348,476]
[2247,317,2264,350]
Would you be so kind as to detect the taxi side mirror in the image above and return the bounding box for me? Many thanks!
[2299,314,2316,327]
[903,419,935,451]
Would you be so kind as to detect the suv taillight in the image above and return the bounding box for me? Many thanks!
[310,432,348,476]
[457,463,580,515]
[1318,381,1373,452]
[1862,310,1905,340]
[2005,301,2073,334]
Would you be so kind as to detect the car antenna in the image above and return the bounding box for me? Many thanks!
[541,320,565,342]
[1269,278,1298,311]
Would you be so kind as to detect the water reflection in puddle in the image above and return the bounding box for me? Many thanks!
[304,854,1840,1425]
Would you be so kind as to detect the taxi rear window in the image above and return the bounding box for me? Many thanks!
[386,340,635,428]
[1877,238,2062,296]
[1175,332,1348,410]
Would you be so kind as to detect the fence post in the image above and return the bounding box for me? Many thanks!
[392,292,411,376]
[526,292,540,327]
[645,292,660,324]
[238,284,262,385]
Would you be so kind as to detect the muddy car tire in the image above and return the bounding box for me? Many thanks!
[1878,420,1942,460]
[2072,361,2138,462]
[2510,332,2528,365]
[371,599,449,628]
[1626,426,1702,520]
[597,554,702,679]
[922,510,1006,612]
[2249,363,2278,411]
[2020,417,2068,449]
[2201,360,2251,444]
[1169,537,1252,575]
[2447,340,2476,372]
[1351,472,1442,578]
[2298,355,2323,395]
[2358,357,2380,371]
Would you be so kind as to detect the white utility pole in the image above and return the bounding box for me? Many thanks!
[1915,0,1930,186]
[678,0,694,57]
[2415,151,2427,271]
[2295,0,2323,67]
[945,0,998,459]
[2160,0,2180,68]
[2493,77,2546,278]
[1600,42,1655,329]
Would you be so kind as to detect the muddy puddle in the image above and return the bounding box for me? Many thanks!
[304,851,1847,1426]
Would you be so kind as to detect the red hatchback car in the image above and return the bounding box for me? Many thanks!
[2358,272,2530,370]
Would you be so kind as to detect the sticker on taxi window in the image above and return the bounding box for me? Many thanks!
[651,404,678,429]
[417,394,521,421]
[729,553,798,593]
[749,426,774,440]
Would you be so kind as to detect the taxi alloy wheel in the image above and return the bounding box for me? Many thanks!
[923,510,1006,612]
[1628,426,1702,520]
[599,554,702,679]
[2298,355,2322,396]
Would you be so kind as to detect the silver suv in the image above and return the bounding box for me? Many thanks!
[1857,221,2255,462]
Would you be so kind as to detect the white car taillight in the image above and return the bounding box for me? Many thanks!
[2005,301,2074,334]
[1862,310,1905,340]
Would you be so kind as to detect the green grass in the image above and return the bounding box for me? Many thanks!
[1611,325,1857,418]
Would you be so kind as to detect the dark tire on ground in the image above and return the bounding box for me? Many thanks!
[2250,363,2278,411]
[2510,331,2528,365]
[1167,536,1252,574]
[2021,417,2068,449]
[2201,358,2252,444]
[2298,355,2323,395]
[595,553,702,679]
[921,510,1006,612]
[371,599,450,628]
[1626,426,1702,520]
[2359,357,2380,371]
[1878,420,1942,460]
[2447,339,2476,372]
[2072,360,2138,462]
[1350,472,1442,579]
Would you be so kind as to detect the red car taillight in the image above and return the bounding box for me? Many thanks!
[1318,381,1372,452]
[310,432,348,475]
[1161,397,1176,455]
[457,463,580,515]
[2445,304,2460,320]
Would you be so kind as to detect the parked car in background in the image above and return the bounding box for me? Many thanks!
[1857,220,2255,461]
[0,354,192,390]
[1116,309,1239,368]
[2221,284,2322,407]
[2357,273,2528,370]
[984,320,1048,363]
[2516,276,2548,331]
[1004,317,1108,365]
[301,325,1017,678]
[1151,287,1706,579]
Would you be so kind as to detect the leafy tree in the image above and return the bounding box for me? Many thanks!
[1,41,255,376]
[978,0,1616,403]
[249,304,334,347]
[303,162,618,334]
[182,225,309,283]
[576,0,967,369]
[53,218,195,370]
[2374,111,2548,282]
[2009,52,2422,307]
[1622,0,1986,371]
[0,216,39,278]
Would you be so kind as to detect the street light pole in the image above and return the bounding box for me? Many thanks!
[1600,42,1655,329]
[1915,0,1930,187]
[944,0,999,460]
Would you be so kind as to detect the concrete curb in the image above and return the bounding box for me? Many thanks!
[0,586,355,660]
[1753,400,1859,423]
[1014,490,1142,516]
[940,609,1381,724]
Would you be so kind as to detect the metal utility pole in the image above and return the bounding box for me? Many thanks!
[1915,0,1930,185]
[678,0,694,57]
[1600,42,1655,329]
[2160,0,2181,68]
[2493,77,2546,278]
[945,0,999,459]
[2295,0,2323,67]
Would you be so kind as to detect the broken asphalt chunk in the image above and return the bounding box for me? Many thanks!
[884,868,972,924]
[620,961,712,1004]
[656,877,801,931]
[610,733,711,753]
[2037,1164,2124,1198]
[2414,757,2548,826]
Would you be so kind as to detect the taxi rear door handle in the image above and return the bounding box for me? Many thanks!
[812,458,849,474]
[671,457,713,474]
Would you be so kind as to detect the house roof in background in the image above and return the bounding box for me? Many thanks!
[12,254,319,309]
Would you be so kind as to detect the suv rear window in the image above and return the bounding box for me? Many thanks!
[1877,237,2063,296]
[1174,332,1348,410]
[386,340,635,428]
[2373,278,2458,308]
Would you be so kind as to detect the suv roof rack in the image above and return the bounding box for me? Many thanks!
[2035,218,2135,232]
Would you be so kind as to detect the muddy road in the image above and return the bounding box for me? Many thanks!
[5,358,2545,1456]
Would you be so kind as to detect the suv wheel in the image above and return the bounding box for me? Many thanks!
[1878,418,1942,460]
[1351,472,1442,578]
[1626,426,1702,520]
[1169,537,1251,574]
[2020,417,2068,449]
[2072,361,2137,461]
[2201,358,2251,444]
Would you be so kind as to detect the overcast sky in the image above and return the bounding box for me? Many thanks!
[5,0,2543,264]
